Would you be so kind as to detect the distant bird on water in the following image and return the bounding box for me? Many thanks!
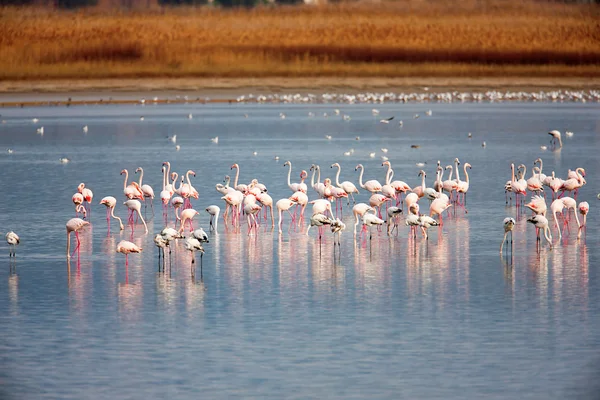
[5,232,19,258]
[548,130,562,148]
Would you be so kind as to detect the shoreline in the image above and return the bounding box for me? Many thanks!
[1,77,599,106]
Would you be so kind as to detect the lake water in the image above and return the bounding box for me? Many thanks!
[0,100,598,399]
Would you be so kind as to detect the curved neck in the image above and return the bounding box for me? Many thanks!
[173,173,181,191]
[123,170,129,190]
[421,173,426,190]
[162,168,166,190]
[357,165,364,187]
[538,159,543,175]
[463,165,469,183]
[137,168,144,186]
[224,176,231,187]
[543,227,552,247]
[164,162,171,182]
[387,168,393,185]
[454,161,461,182]
[447,166,453,181]
[286,163,292,187]
[334,165,342,186]
[521,166,526,179]
[186,171,193,187]
[316,166,321,184]
[510,164,515,181]
[233,166,240,187]
[311,167,316,187]
[110,206,124,229]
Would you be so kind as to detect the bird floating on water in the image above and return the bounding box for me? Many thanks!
[5,232,19,258]
[188,113,193,119]
[565,130,574,137]
[7,149,13,154]
[168,135,177,143]
[325,135,332,140]
[425,110,432,116]
[59,157,70,164]
[82,125,88,133]
[211,136,219,144]
[175,145,181,151]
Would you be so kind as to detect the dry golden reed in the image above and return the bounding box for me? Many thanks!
[1,1,599,80]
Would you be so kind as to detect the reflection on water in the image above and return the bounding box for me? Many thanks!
[0,102,598,399]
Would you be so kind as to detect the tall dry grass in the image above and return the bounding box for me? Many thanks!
[1,1,599,80]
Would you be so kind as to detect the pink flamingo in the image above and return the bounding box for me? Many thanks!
[560,168,585,199]
[352,203,374,236]
[222,191,244,226]
[284,161,308,193]
[244,203,262,235]
[561,196,580,236]
[288,191,308,224]
[355,164,382,194]
[66,218,89,259]
[178,209,199,233]
[135,167,155,214]
[121,169,143,200]
[206,205,220,232]
[527,215,553,248]
[77,183,93,216]
[72,193,86,219]
[100,196,124,232]
[124,200,148,234]
[550,199,565,239]
[578,201,589,239]
[369,193,389,219]
[383,161,411,207]
[430,194,452,225]
[276,198,297,234]
[456,162,472,209]
[256,192,275,227]
[116,240,142,283]
[231,163,248,193]
[331,162,359,204]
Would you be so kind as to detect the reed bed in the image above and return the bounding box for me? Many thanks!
[1,1,599,80]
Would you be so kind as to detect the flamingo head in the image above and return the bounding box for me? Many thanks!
[382,161,390,167]
[355,164,362,171]
[310,164,315,171]
[455,158,460,165]
[283,161,290,167]
[77,183,85,193]
[189,170,196,177]
[162,161,170,167]
[580,168,586,177]
[135,167,141,174]
[231,163,238,170]
[464,163,472,170]
[300,170,308,179]
[120,169,126,175]
[330,163,339,169]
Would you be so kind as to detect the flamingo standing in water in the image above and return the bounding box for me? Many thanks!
[77,183,93,216]
[116,240,142,272]
[560,168,585,200]
[549,199,565,239]
[331,163,359,204]
[548,130,562,148]
[5,231,19,258]
[561,196,580,236]
[184,237,205,279]
[527,215,553,248]
[287,191,308,225]
[386,207,403,236]
[276,198,297,234]
[66,218,89,259]
[121,169,143,200]
[578,201,589,239]
[100,196,124,232]
[206,205,220,232]
[123,200,148,234]
[231,163,248,193]
[352,203,374,236]
[362,209,385,241]
[382,161,411,207]
[244,203,262,235]
[135,167,155,214]
[330,218,346,246]
[310,165,326,197]
[306,213,333,239]
[355,164,382,194]
[284,161,308,193]
[456,162,472,209]
[72,193,87,219]
[179,209,199,233]
[500,217,515,254]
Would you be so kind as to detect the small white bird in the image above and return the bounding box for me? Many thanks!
[540,145,548,151]
[343,151,351,156]
[325,135,332,140]
[425,110,432,116]
[334,109,340,115]
[343,115,351,121]
[415,162,427,167]
[381,148,388,153]
[413,114,420,119]
[468,132,472,138]
[308,112,315,117]
[168,135,177,143]
[5,231,19,258]
[372,109,380,116]
[188,113,193,119]
[482,141,487,148]
[253,151,258,156]
[398,120,404,127]
[175,145,181,151]
[369,152,376,158]
[274,156,280,161]
[381,156,389,161]
[32,118,39,123]
[355,136,360,141]
[36,127,44,135]
[140,116,145,121]
[59,157,70,164]
[7,149,13,154]
[211,136,219,144]
[565,131,574,137]
[82,125,88,133]
[280,113,286,119]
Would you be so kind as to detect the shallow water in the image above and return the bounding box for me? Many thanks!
[0,101,598,399]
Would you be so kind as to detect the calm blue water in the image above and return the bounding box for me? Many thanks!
[0,101,599,399]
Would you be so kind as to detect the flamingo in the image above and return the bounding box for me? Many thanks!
[405,204,421,239]
[352,203,374,236]
[121,169,143,200]
[500,217,516,253]
[355,164,382,194]
[221,191,244,226]
[418,215,439,239]
[430,194,452,225]
[550,199,565,239]
[547,172,564,199]
[248,179,268,194]
[369,193,389,219]
[254,192,275,227]
[526,166,544,196]
[179,209,199,233]
[561,196,581,236]
[287,191,308,224]
[325,178,348,215]
[578,201,589,239]
[306,213,333,239]
[5,231,19,258]
[362,210,385,240]
[506,163,526,206]
[310,164,326,197]
[309,199,332,218]
[525,195,547,217]
[192,228,209,243]
[171,196,184,221]
[162,162,175,196]
[380,163,397,204]
[284,161,307,193]
[231,163,248,193]
[77,183,93,216]
[386,207,402,236]
[443,165,459,201]
[159,166,172,220]
[534,158,547,184]
[456,162,472,208]
[116,240,142,267]
[527,215,553,248]
[184,237,204,279]
[216,175,233,196]
[206,205,221,232]
[244,203,262,235]
[412,170,437,200]
[561,168,585,199]
[72,193,87,219]
[160,227,183,256]
[66,218,89,259]
[404,192,419,211]
[154,234,168,266]
[331,163,359,204]
[135,167,155,213]
[100,196,124,231]
[548,130,562,148]
[123,200,148,234]
[276,198,297,234]
[381,161,411,207]
[330,218,346,246]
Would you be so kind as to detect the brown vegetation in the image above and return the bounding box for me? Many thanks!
[1,1,599,80]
